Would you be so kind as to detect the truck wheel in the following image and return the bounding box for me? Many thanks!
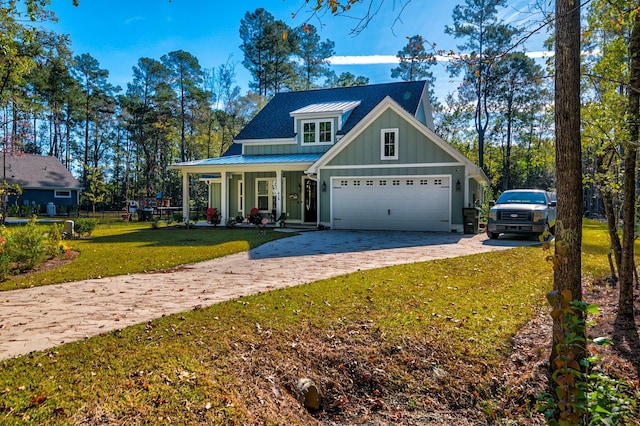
[487,231,499,239]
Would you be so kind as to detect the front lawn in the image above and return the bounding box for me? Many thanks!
[0,220,636,425]
[0,222,289,291]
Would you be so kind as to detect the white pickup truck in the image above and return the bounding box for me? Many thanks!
[486,189,557,240]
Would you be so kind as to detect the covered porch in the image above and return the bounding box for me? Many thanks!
[170,154,322,226]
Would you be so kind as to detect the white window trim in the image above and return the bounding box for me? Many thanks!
[254,177,286,216]
[301,119,334,145]
[54,189,72,198]
[381,128,399,160]
[237,180,244,218]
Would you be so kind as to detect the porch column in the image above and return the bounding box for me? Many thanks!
[182,171,190,222]
[275,169,282,219]
[220,172,229,225]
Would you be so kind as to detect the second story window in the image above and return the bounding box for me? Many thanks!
[302,120,333,144]
[381,128,399,160]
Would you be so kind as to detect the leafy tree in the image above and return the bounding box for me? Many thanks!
[161,50,205,162]
[618,1,639,322]
[294,23,335,90]
[326,71,369,87]
[391,35,436,83]
[240,8,272,98]
[82,164,107,213]
[491,52,546,190]
[445,0,520,170]
[73,53,118,184]
[120,57,173,200]
[240,8,297,98]
[0,1,56,101]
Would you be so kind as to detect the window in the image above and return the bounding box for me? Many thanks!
[302,120,333,144]
[238,181,244,216]
[381,128,399,160]
[54,190,71,198]
[256,179,271,211]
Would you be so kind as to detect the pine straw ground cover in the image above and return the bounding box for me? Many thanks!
[0,220,638,425]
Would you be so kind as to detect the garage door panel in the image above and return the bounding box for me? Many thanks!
[332,177,450,231]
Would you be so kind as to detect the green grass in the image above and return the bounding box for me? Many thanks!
[0,219,634,425]
[0,222,289,291]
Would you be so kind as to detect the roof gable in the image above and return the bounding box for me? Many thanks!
[235,81,430,142]
[2,153,83,189]
[307,96,488,183]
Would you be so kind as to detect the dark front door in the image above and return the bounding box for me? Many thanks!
[304,179,317,223]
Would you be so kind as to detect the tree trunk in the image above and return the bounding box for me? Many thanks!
[596,147,622,277]
[619,10,640,321]
[552,0,584,361]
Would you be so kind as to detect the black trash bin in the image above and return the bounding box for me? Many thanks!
[139,208,154,222]
[462,207,480,234]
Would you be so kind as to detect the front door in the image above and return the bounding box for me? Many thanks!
[303,179,317,223]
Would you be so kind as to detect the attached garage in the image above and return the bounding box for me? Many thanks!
[331,176,451,231]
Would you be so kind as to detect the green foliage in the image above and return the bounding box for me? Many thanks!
[74,218,99,236]
[172,212,184,223]
[44,223,65,258]
[537,291,639,425]
[2,217,46,272]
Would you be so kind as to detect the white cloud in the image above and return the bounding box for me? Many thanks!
[329,51,553,65]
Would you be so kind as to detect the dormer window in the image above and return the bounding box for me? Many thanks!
[302,120,333,144]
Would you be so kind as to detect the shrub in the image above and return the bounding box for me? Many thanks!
[45,223,64,257]
[0,227,10,280]
[74,218,99,236]
[3,217,46,272]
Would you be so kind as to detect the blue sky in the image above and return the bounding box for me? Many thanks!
[46,0,549,102]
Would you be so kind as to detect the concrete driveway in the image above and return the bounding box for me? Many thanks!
[0,230,534,360]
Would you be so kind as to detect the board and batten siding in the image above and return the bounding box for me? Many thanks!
[324,109,457,168]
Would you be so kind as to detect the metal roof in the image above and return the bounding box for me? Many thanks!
[290,101,361,115]
[173,153,322,168]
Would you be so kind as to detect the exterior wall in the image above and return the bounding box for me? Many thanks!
[208,183,222,212]
[9,189,79,214]
[325,109,457,167]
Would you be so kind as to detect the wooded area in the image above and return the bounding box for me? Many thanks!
[0,0,637,224]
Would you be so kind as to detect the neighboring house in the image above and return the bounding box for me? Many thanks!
[1,153,83,213]
[170,81,489,232]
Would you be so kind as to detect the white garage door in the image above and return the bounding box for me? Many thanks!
[332,177,451,231]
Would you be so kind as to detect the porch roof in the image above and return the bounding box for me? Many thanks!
[172,153,322,168]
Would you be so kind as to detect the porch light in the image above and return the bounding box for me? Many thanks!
[322,181,327,192]
[456,179,461,192]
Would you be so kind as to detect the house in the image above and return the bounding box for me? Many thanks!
[1,153,83,214]
[170,81,488,232]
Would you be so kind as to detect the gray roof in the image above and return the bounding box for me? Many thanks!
[234,81,429,142]
[1,153,83,190]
